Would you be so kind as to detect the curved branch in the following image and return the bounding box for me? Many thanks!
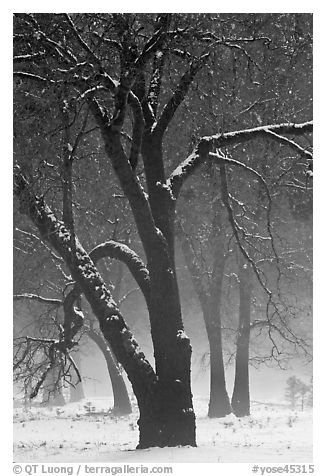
[90,241,151,305]
[60,239,150,347]
[13,71,55,84]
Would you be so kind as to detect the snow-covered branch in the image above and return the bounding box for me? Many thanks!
[90,240,151,305]
[14,167,157,397]
[167,121,313,199]
[205,121,313,149]
[13,294,62,307]
[13,71,55,84]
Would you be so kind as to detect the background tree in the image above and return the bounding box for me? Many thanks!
[285,376,311,411]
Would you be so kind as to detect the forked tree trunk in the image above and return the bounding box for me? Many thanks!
[87,328,132,415]
[69,351,85,403]
[231,261,252,417]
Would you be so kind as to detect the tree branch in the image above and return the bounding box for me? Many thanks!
[13,294,62,307]
[89,240,151,306]
[128,92,145,170]
[155,53,210,136]
[167,121,313,199]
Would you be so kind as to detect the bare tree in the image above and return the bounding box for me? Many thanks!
[14,13,312,448]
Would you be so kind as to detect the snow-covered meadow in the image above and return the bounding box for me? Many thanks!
[13,396,312,463]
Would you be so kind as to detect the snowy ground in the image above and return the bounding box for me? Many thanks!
[13,396,312,463]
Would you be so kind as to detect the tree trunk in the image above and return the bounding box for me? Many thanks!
[135,133,196,447]
[42,367,65,406]
[69,351,85,403]
[231,261,252,417]
[140,261,196,448]
[88,329,132,416]
[204,305,232,418]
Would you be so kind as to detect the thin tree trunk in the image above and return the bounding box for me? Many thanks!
[231,261,252,417]
[69,351,85,403]
[88,328,132,415]
[204,303,232,418]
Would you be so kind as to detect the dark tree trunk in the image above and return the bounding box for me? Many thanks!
[124,134,196,448]
[42,367,65,406]
[204,304,232,418]
[231,261,252,417]
[88,329,132,416]
[69,351,85,403]
[138,256,196,448]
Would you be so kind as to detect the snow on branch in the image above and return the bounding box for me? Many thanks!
[14,167,157,394]
[13,71,55,84]
[264,129,313,160]
[166,150,203,199]
[14,52,46,62]
[147,49,166,118]
[205,121,313,149]
[167,121,313,199]
[89,240,151,305]
[13,294,62,307]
